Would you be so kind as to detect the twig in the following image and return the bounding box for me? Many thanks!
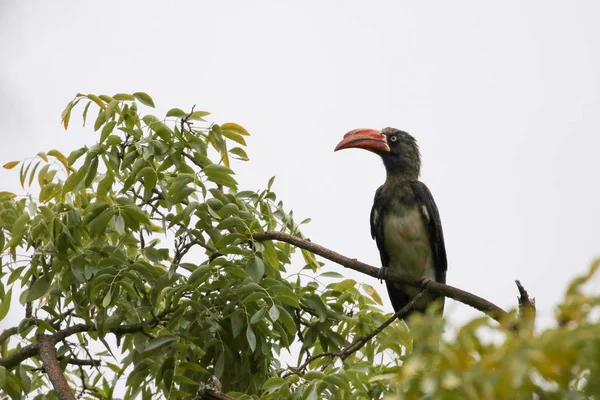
[58,356,101,367]
[252,231,507,322]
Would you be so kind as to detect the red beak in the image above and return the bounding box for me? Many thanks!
[334,128,390,153]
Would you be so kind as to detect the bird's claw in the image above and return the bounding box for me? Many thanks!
[377,268,386,283]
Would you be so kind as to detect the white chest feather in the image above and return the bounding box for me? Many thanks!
[382,207,435,281]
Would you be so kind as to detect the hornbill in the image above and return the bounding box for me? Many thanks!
[334,127,447,317]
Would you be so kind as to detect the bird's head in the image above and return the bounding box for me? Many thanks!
[334,127,421,178]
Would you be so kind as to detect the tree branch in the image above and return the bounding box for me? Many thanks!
[37,334,76,400]
[58,356,101,367]
[252,231,507,322]
[0,318,164,369]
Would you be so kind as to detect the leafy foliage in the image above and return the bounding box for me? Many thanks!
[0,93,599,399]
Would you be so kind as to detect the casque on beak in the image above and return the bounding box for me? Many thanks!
[334,128,390,153]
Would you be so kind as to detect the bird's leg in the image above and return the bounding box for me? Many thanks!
[418,276,433,289]
[377,267,387,283]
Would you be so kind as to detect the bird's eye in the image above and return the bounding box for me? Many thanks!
[389,135,398,142]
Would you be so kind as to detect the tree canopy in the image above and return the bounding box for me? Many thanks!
[0,93,599,399]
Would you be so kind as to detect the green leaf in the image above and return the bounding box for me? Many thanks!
[120,203,150,226]
[216,216,246,231]
[145,335,177,352]
[221,129,247,146]
[214,352,224,378]
[334,279,356,292]
[113,93,136,101]
[304,294,330,322]
[362,283,383,306]
[172,374,198,386]
[102,289,112,307]
[63,166,86,194]
[94,109,107,131]
[263,377,286,394]
[112,214,125,235]
[141,167,157,196]
[231,310,244,338]
[89,208,115,237]
[0,288,11,321]
[189,110,210,121]
[221,122,250,136]
[247,257,265,282]
[276,306,296,335]
[61,101,73,129]
[302,249,320,269]
[323,374,351,391]
[84,157,99,187]
[142,115,172,142]
[203,164,237,188]
[250,307,266,324]
[246,326,257,352]
[106,135,122,146]
[97,171,114,199]
[82,101,91,126]
[203,164,234,175]
[105,99,120,121]
[230,147,249,161]
[11,214,29,237]
[133,92,155,108]
[100,121,117,143]
[87,94,106,110]
[166,108,187,118]
[269,304,280,322]
[319,271,344,278]
[262,241,280,269]
[304,371,325,381]
[25,276,50,302]
[47,149,68,165]
[67,147,88,166]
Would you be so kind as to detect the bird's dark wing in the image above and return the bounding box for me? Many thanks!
[411,181,447,284]
[370,185,389,267]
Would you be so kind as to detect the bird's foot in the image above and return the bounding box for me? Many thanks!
[377,268,386,283]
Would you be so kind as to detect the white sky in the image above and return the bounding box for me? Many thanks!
[1,1,599,333]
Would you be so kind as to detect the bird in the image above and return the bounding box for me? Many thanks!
[334,127,447,318]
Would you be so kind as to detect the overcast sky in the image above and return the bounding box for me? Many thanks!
[1,1,599,332]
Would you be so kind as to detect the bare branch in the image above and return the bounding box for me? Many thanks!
[253,231,508,322]
[37,334,76,400]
